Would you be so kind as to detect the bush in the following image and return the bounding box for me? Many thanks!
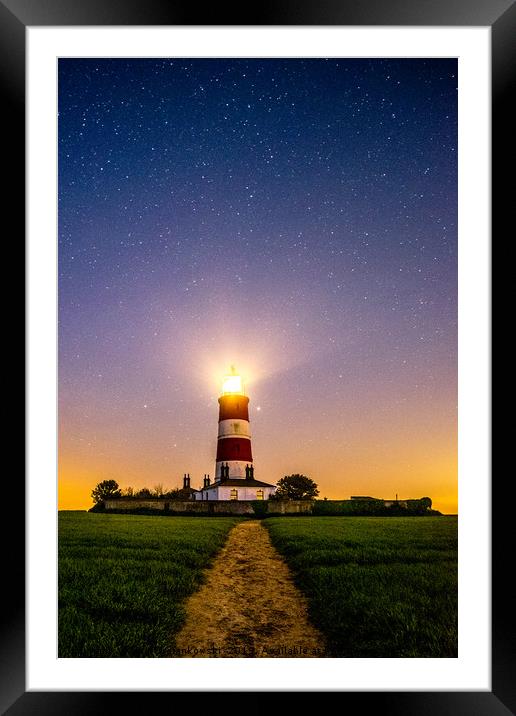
[312,499,441,517]
[88,501,106,513]
[251,500,268,518]
[313,500,385,516]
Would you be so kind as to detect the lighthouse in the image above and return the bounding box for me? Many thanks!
[215,366,253,480]
[197,367,276,501]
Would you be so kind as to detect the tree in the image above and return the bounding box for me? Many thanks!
[274,474,319,500]
[135,487,152,498]
[163,487,181,498]
[91,479,121,504]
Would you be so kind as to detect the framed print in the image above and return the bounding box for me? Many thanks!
[8,0,509,711]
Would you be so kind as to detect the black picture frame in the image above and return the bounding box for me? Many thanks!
[9,0,506,712]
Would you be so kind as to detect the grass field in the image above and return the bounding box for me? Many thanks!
[58,511,241,657]
[264,516,457,657]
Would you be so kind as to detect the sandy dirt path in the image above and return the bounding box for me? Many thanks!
[172,520,326,658]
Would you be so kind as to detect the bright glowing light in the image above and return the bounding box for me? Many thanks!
[222,370,243,394]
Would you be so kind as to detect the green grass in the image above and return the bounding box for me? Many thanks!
[58,511,241,657]
[264,516,457,658]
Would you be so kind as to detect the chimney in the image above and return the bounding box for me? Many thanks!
[183,473,187,489]
[207,474,211,486]
[187,473,191,488]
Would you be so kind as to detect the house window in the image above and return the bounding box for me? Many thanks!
[256,489,264,500]
[230,489,238,501]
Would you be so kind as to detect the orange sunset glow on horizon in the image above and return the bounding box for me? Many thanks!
[59,360,457,514]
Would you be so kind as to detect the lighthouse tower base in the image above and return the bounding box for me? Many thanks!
[215,460,249,480]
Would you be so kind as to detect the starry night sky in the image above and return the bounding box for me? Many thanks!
[58,58,457,512]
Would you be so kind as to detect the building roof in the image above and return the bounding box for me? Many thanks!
[199,478,276,490]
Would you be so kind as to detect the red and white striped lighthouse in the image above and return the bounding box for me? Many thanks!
[215,366,253,480]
